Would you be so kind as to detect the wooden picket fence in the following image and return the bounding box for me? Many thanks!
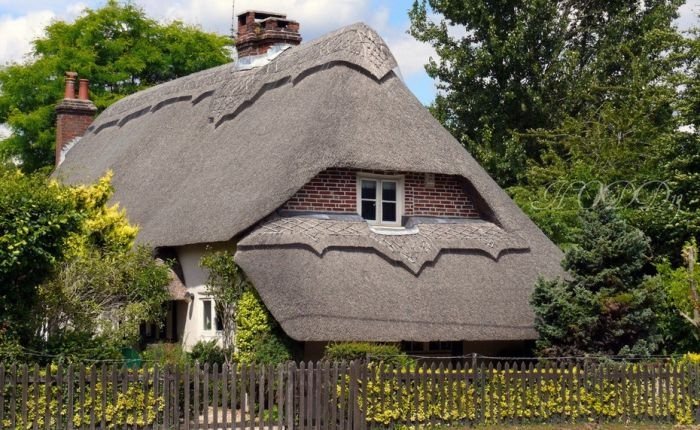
[1,359,700,429]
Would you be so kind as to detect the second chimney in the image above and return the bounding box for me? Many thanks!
[55,72,97,167]
[235,11,302,59]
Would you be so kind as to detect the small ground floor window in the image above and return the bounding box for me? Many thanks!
[202,298,224,332]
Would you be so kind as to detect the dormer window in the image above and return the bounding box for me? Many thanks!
[357,174,404,227]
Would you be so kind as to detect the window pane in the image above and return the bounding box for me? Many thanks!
[215,314,223,331]
[382,181,397,202]
[361,200,376,220]
[203,300,212,331]
[361,180,376,200]
[382,202,397,222]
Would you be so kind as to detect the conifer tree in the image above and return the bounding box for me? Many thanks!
[531,206,664,356]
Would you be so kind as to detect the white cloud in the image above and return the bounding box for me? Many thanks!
[66,2,88,16]
[383,32,435,78]
[137,0,371,40]
[0,10,54,65]
[136,0,432,79]
[0,2,90,66]
[1,0,694,104]
[363,6,435,79]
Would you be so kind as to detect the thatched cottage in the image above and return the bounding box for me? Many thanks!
[54,11,564,359]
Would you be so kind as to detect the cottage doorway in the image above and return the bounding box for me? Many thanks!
[140,300,188,344]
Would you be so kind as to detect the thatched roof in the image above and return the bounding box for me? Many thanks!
[239,215,529,275]
[166,268,189,302]
[55,23,534,248]
[56,23,564,342]
[235,213,561,342]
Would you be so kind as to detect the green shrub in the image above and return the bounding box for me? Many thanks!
[251,330,295,366]
[45,332,122,364]
[141,342,191,368]
[189,340,227,366]
[0,333,23,364]
[323,342,415,368]
[235,289,293,365]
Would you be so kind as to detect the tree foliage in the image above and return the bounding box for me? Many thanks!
[0,165,169,362]
[201,249,249,362]
[409,0,685,187]
[0,165,82,343]
[411,0,698,267]
[0,0,231,172]
[235,289,294,365]
[37,173,170,362]
[531,206,665,356]
[649,240,700,332]
[200,250,294,365]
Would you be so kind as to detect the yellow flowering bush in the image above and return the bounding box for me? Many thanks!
[60,171,138,257]
[2,366,163,430]
[352,363,700,426]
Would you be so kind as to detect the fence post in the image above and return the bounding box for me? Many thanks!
[0,363,5,428]
[0,363,5,429]
[43,363,51,430]
[693,364,700,423]
[286,362,295,430]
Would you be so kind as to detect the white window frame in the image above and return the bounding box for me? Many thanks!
[201,298,224,333]
[356,174,404,227]
[202,298,213,331]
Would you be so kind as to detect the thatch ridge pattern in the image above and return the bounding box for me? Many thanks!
[239,216,530,274]
[85,23,397,136]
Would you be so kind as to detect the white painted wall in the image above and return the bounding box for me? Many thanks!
[176,242,236,351]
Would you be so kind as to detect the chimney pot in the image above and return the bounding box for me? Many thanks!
[78,79,90,101]
[235,11,302,59]
[55,72,97,168]
[64,71,77,99]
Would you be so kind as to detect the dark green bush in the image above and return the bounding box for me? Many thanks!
[323,342,415,367]
[189,340,227,365]
[44,332,122,364]
[251,330,295,366]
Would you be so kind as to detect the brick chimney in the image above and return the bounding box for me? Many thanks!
[55,72,97,167]
[236,11,302,59]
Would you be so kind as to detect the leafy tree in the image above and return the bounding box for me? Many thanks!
[36,172,170,360]
[478,2,696,265]
[201,250,249,363]
[632,24,700,262]
[1,165,169,361]
[510,59,683,250]
[655,240,700,330]
[531,206,665,356]
[409,0,685,187]
[645,239,700,353]
[0,0,231,172]
[200,250,295,365]
[0,165,83,344]
[409,0,566,185]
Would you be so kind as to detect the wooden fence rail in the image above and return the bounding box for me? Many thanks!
[1,360,699,429]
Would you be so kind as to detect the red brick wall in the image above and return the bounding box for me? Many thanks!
[282,168,479,218]
[283,169,357,212]
[404,172,479,217]
[55,112,94,165]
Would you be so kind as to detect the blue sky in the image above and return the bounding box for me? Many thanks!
[0,0,697,108]
[0,0,439,104]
